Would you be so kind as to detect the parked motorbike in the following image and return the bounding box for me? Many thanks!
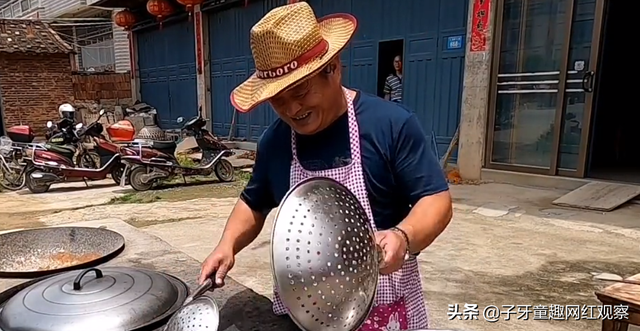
[0,135,28,191]
[45,118,99,169]
[24,109,125,193]
[82,114,137,185]
[121,113,235,192]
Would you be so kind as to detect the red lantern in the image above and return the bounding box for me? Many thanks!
[146,0,174,27]
[176,0,204,13]
[113,9,136,30]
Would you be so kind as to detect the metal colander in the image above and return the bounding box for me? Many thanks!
[164,279,219,331]
[271,177,381,331]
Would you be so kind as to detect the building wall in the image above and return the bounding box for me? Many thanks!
[42,0,85,18]
[112,23,131,73]
[0,53,74,136]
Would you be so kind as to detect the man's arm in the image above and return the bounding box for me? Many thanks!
[217,138,277,255]
[383,76,392,100]
[392,114,453,253]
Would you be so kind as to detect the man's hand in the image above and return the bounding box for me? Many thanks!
[375,230,407,274]
[199,244,235,287]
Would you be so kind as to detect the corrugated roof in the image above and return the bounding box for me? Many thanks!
[0,19,73,54]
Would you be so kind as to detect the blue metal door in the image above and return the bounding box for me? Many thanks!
[308,0,468,160]
[208,0,286,141]
[136,20,198,129]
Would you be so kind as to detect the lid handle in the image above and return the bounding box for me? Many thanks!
[73,268,104,290]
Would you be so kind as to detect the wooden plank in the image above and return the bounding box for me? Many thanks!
[440,125,460,169]
[552,182,640,212]
[596,273,640,309]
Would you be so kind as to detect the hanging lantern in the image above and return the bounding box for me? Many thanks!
[176,0,204,14]
[113,9,136,30]
[146,0,174,28]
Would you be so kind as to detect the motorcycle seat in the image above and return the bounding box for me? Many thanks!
[151,140,176,150]
[45,144,76,155]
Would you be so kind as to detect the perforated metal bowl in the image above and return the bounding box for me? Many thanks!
[271,177,381,331]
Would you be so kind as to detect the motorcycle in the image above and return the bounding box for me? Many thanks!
[45,118,99,169]
[0,135,28,191]
[120,113,235,192]
[24,109,126,193]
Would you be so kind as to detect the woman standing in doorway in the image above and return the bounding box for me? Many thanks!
[384,55,403,103]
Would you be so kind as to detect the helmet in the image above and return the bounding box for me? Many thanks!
[58,103,75,120]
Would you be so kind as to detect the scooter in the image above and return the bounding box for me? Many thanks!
[120,112,235,192]
[24,110,125,193]
[45,118,99,169]
[0,135,28,190]
[0,117,93,191]
[0,124,38,191]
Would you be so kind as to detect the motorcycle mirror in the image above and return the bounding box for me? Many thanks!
[46,121,53,128]
[176,117,184,123]
[99,109,105,116]
[75,123,83,130]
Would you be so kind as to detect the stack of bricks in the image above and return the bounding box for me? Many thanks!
[72,72,133,110]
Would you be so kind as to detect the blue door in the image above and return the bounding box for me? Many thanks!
[308,0,468,160]
[136,20,198,129]
[208,0,286,141]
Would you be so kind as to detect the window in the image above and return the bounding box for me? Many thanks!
[11,3,20,16]
[20,0,29,12]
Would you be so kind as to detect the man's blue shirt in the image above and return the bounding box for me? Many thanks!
[240,91,449,230]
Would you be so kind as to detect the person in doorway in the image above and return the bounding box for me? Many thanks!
[384,55,403,103]
[198,2,452,330]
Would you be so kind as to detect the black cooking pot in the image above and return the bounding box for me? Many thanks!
[0,266,189,331]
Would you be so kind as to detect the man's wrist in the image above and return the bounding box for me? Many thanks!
[390,226,410,258]
[218,236,238,255]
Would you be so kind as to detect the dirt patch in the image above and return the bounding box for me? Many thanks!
[124,217,193,228]
[0,211,50,232]
[107,171,251,204]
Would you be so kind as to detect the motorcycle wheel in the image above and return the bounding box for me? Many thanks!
[214,159,235,182]
[76,152,99,169]
[25,167,50,194]
[129,166,153,192]
[111,163,129,186]
[0,163,26,191]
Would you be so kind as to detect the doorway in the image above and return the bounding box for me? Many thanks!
[586,0,638,182]
[376,39,404,99]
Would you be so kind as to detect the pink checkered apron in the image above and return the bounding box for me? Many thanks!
[272,88,429,330]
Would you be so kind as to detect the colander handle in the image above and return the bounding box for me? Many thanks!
[185,278,214,304]
[376,244,386,267]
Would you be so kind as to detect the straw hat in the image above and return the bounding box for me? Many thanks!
[230,2,357,112]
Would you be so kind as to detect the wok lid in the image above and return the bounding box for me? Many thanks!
[0,266,188,331]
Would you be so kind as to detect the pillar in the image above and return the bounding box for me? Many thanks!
[457,0,497,180]
[127,31,141,102]
[193,5,209,128]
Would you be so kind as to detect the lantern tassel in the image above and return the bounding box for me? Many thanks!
[244,0,248,7]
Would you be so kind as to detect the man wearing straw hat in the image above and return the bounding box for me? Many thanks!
[200,2,453,330]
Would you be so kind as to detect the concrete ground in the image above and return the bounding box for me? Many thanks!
[1,181,639,331]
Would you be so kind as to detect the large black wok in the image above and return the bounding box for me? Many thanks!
[0,226,125,278]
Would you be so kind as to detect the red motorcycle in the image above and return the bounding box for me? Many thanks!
[23,110,133,193]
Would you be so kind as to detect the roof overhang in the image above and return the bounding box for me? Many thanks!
[90,0,147,9]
